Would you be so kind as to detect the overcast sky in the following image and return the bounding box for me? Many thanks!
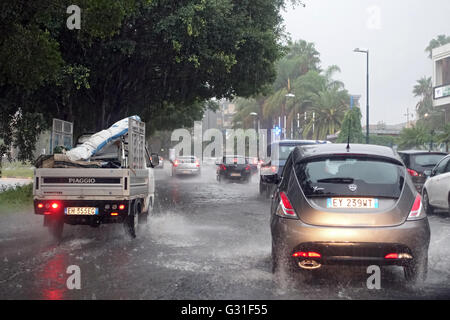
[282,0,450,125]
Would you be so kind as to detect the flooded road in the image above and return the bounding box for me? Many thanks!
[1,166,450,299]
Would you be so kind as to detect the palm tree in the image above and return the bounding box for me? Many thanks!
[303,89,348,140]
[398,125,431,150]
[437,123,450,152]
[413,77,433,118]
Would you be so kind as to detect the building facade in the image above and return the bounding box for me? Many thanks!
[432,43,450,123]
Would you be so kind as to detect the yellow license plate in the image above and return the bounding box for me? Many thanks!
[327,198,379,209]
[65,207,98,215]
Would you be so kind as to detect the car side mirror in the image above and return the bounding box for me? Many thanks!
[150,153,160,167]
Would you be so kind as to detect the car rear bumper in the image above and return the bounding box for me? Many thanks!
[34,199,129,225]
[271,216,430,266]
[173,167,200,175]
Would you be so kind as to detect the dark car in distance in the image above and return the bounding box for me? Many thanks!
[217,156,252,183]
[260,140,329,197]
[269,144,430,283]
[398,150,447,192]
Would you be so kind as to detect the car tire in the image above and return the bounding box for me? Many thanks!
[271,243,296,274]
[124,200,139,239]
[422,190,434,215]
[404,253,428,284]
[448,194,450,215]
[48,217,64,242]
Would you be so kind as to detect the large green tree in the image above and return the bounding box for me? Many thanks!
[0,0,301,162]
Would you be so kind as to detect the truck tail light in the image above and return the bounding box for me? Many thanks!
[51,203,59,209]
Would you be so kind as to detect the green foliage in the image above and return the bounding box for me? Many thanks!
[368,135,398,148]
[1,0,296,163]
[1,161,33,178]
[437,124,450,147]
[337,107,364,144]
[398,125,431,150]
[425,34,450,59]
[235,40,350,140]
[0,184,33,212]
[413,77,433,119]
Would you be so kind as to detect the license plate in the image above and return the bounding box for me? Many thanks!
[65,207,99,216]
[327,198,379,209]
[231,173,241,177]
[183,170,191,174]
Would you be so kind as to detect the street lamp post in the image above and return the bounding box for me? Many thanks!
[354,48,370,144]
[250,112,260,159]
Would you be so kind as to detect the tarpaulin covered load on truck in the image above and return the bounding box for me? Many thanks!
[35,116,142,169]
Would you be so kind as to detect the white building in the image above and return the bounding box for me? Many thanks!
[432,43,450,122]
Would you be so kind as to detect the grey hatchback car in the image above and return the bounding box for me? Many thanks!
[270,144,430,283]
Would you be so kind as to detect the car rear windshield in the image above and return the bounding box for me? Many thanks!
[295,156,405,198]
[223,156,248,164]
[411,154,446,171]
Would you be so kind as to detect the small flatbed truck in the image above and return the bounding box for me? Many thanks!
[33,117,159,240]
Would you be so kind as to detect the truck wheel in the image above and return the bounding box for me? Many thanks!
[48,217,64,242]
[124,201,139,239]
[139,199,149,225]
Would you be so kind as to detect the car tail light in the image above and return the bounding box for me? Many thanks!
[37,203,44,209]
[385,253,413,260]
[220,164,227,171]
[407,169,419,177]
[173,160,179,167]
[195,160,200,167]
[385,253,398,259]
[119,204,125,210]
[271,166,277,173]
[407,194,424,221]
[51,202,59,209]
[293,251,321,258]
[245,165,251,171]
[276,192,298,219]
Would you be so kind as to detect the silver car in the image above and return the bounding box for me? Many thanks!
[269,144,430,283]
[172,156,201,176]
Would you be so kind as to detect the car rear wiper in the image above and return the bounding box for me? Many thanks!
[317,177,354,184]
